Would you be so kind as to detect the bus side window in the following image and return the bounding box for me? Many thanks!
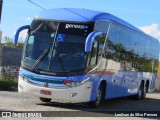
[90,41,99,65]
[26,36,35,58]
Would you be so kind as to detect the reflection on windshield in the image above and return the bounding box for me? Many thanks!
[22,32,54,68]
[22,32,87,73]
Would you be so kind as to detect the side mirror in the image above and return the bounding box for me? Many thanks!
[85,31,102,52]
[14,25,30,44]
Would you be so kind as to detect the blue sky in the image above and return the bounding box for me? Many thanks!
[1,0,160,41]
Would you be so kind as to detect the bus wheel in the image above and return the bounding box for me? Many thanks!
[141,85,147,99]
[136,82,146,100]
[88,85,103,108]
[39,97,51,102]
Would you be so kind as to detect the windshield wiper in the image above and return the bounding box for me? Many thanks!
[55,47,65,75]
[31,41,52,71]
[48,41,65,75]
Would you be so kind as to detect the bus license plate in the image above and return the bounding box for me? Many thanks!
[40,90,51,95]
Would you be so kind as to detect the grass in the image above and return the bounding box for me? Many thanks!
[0,77,18,91]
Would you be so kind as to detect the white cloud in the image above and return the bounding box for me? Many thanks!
[21,16,32,21]
[35,16,39,18]
[139,23,160,40]
[26,17,32,21]
[21,15,39,21]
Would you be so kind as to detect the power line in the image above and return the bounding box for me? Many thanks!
[38,0,52,8]
[27,0,46,10]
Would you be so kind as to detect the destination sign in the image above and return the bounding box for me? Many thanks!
[58,22,95,36]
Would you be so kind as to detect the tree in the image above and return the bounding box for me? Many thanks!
[3,36,24,48]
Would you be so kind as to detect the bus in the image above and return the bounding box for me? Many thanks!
[14,8,159,108]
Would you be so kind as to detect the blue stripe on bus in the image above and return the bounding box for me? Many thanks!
[20,68,157,102]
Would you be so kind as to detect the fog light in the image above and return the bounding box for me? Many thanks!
[70,93,77,97]
[19,84,23,90]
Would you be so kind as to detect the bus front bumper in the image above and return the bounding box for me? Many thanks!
[18,78,93,103]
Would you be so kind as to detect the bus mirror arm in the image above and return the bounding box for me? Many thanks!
[85,31,102,52]
[14,25,30,44]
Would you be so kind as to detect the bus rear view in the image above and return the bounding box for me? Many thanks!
[15,8,159,108]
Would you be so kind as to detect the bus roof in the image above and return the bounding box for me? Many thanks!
[38,8,158,42]
[39,8,141,32]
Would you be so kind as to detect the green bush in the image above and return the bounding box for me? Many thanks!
[0,77,18,91]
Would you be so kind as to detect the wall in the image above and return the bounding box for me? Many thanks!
[0,46,22,79]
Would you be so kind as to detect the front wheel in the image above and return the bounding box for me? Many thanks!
[39,97,52,102]
[88,86,103,108]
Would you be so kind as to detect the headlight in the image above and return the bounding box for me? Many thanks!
[64,78,90,87]
[64,80,81,87]
[19,74,31,82]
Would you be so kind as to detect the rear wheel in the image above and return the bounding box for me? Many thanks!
[135,82,146,100]
[141,84,147,99]
[39,97,51,102]
[88,85,103,108]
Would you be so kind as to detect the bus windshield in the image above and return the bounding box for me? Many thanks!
[22,32,87,73]
[21,20,94,75]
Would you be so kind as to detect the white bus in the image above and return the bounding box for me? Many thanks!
[14,8,159,107]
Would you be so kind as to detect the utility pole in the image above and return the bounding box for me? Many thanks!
[0,0,2,22]
[0,0,3,43]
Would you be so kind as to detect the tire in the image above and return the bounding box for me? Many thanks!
[141,84,147,99]
[135,82,146,100]
[88,85,103,108]
[39,97,52,102]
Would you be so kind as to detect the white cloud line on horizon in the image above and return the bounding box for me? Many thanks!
[25,17,32,21]
[20,16,32,21]
[139,23,160,40]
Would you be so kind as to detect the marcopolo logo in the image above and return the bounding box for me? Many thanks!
[65,24,88,29]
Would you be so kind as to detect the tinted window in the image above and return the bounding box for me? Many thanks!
[119,27,130,51]
[107,24,120,61]
[90,41,99,65]
[95,21,110,33]
[144,38,151,59]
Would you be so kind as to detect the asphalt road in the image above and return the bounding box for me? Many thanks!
[0,91,159,119]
